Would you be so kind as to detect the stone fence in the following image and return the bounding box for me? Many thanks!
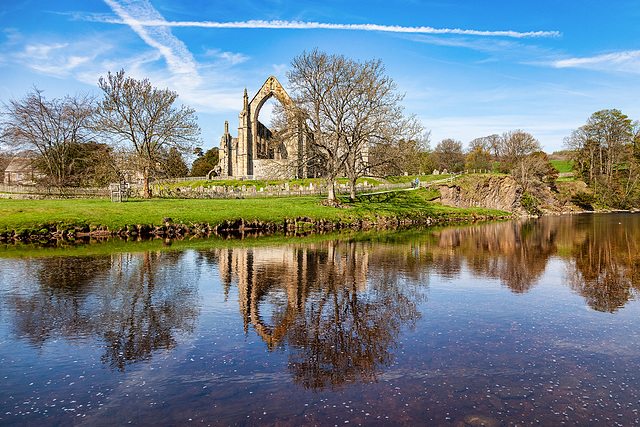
[153,180,414,199]
[0,172,471,200]
[152,173,469,199]
[0,184,110,197]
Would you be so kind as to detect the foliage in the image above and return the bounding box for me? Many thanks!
[161,147,189,178]
[190,147,219,177]
[520,192,541,215]
[370,136,434,176]
[94,70,201,198]
[0,88,96,186]
[571,192,596,210]
[564,109,639,208]
[465,147,492,171]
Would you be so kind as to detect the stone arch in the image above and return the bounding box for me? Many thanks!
[219,75,312,178]
[249,76,296,160]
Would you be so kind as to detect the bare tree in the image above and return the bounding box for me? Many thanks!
[511,151,558,193]
[434,138,464,172]
[94,70,201,198]
[501,130,542,184]
[0,88,95,186]
[287,50,423,201]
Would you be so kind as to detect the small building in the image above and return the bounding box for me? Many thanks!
[3,157,42,185]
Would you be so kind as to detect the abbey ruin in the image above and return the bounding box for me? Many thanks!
[218,76,311,179]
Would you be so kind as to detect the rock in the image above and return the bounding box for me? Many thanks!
[493,385,533,400]
[458,414,501,427]
[438,175,525,214]
[162,217,173,224]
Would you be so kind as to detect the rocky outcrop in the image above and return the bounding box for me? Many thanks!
[437,175,526,214]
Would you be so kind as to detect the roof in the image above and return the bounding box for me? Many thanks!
[4,157,38,173]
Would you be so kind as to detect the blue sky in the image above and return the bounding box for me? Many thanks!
[1,0,639,154]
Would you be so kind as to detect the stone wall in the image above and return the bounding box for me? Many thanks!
[153,180,408,199]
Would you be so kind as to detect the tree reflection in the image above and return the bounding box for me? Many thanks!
[7,252,199,371]
[215,241,423,391]
[564,215,640,312]
[434,219,557,293]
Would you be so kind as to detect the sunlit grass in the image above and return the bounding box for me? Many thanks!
[0,189,509,234]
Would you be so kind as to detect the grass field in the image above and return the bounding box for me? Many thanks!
[0,188,509,234]
[551,160,574,173]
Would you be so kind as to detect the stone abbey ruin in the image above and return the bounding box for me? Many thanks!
[218,76,312,179]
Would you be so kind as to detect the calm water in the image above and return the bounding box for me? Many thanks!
[1,213,640,426]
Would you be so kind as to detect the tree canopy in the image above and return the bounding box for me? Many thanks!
[94,70,201,197]
[565,109,639,207]
[190,147,219,177]
[287,50,422,201]
[0,88,96,186]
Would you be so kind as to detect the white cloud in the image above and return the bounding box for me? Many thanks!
[552,50,640,74]
[90,16,561,39]
[13,40,109,78]
[203,48,250,66]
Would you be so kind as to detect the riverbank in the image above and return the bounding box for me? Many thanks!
[0,188,512,243]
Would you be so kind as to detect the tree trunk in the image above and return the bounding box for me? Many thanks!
[143,167,151,199]
[349,176,357,201]
[327,183,336,201]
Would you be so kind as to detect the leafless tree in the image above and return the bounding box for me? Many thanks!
[94,70,201,198]
[501,130,542,186]
[434,138,464,172]
[0,88,96,186]
[287,50,423,201]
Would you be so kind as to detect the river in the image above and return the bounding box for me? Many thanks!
[1,213,639,426]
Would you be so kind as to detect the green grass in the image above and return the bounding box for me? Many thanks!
[0,189,509,234]
[551,160,574,173]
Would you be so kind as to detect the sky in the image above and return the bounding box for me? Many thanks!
[1,0,640,154]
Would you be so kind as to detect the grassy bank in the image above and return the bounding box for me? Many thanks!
[0,188,509,234]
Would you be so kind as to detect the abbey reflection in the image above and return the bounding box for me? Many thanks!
[217,242,370,349]
[213,240,423,390]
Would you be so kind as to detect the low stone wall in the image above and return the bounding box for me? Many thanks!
[153,180,411,199]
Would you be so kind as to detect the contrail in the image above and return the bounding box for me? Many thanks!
[101,18,561,39]
[103,0,200,80]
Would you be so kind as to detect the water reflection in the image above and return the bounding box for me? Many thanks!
[3,214,640,424]
[211,241,425,390]
[564,215,640,312]
[6,252,199,371]
[434,219,558,292]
